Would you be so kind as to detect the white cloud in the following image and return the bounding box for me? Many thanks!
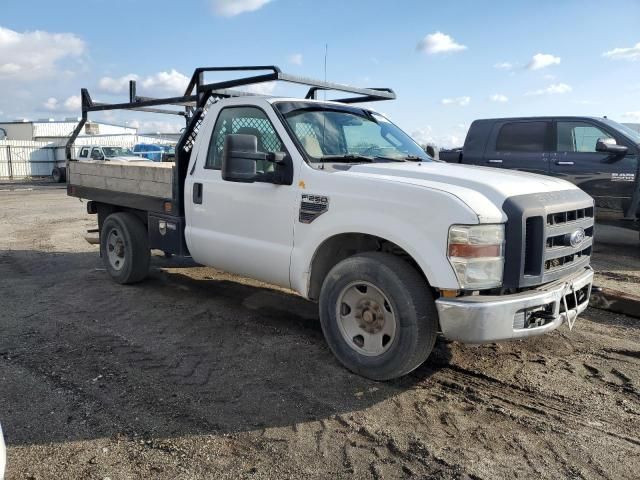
[411,125,465,149]
[98,70,188,95]
[98,74,139,94]
[494,62,513,70]
[490,94,508,103]
[441,96,470,106]
[527,53,561,70]
[42,95,82,112]
[622,111,640,121]
[0,26,85,79]
[603,42,640,62]
[526,83,572,96]
[63,95,81,111]
[43,97,58,110]
[141,69,189,94]
[417,32,467,55]
[288,53,303,65]
[210,0,272,16]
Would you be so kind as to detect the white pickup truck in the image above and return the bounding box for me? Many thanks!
[66,66,594,380]
[52,145,151,182]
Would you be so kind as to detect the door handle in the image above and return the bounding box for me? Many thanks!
[487,159,503,164]
[555,161,574,166]
[193,183,203,204]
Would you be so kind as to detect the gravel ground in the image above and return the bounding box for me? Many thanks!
[0,185,639,479]
[591,223,640,297]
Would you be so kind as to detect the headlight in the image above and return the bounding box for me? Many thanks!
[447,224,505,289]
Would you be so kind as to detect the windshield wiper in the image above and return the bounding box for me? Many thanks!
[374,155,424,162]
[319,154,375,163]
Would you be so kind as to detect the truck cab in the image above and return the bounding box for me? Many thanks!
[65,66,596,380]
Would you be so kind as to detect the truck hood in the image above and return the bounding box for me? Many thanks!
[345,161,580,222]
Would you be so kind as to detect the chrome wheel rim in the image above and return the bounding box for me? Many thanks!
[106,228,125,271]
[336,281,396,356]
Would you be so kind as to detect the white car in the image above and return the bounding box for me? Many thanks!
[77,145,153,163]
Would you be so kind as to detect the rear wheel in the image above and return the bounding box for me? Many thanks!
[319,252,438,380]
[100,212,150,284]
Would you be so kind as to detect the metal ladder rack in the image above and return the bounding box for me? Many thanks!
[65,65,397,215]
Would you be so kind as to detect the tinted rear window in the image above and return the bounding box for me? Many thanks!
[496,121,548,152]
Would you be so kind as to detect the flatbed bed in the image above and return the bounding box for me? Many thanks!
[68,160,174,199]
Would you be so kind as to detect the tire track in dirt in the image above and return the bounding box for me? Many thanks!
[433,364,640,448]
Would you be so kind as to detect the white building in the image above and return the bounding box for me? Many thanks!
[0,118,136,142]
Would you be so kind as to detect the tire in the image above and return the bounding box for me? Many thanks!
[319,252,438,381]
[51,167,62,183]
[100,212,150,284]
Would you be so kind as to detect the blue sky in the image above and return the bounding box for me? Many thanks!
[1,0,639,146]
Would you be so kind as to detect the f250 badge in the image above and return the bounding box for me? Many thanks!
[299,194,329,224]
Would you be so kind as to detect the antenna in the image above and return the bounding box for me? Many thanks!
[324,44,328,101]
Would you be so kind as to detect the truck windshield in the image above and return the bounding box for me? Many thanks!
[103,147,135,158]
[602,118,640,144]
[276,103,431,163]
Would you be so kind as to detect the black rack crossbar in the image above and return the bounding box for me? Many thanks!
[195,70,396,103]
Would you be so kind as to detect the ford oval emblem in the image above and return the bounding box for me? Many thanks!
[569,228,586,247]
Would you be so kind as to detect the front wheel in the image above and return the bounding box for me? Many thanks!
[100,212,150,284]
[319,252,438,380]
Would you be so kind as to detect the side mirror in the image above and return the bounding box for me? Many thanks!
[596,138,628,156]
[222,134,260,183]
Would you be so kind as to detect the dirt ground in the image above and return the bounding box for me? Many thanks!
[1,184,639,480]
[591,223,640,298]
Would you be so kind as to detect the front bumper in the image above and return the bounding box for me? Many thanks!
[435,267,593,343]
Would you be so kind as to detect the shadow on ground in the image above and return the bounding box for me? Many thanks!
[0,249,451,447]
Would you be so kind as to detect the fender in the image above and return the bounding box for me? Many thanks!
[290,186,481,297]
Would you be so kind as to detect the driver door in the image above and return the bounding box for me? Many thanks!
[550,120,636,210]
[185,104,298,288]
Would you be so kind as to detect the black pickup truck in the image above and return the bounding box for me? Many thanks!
[440,116,640,228]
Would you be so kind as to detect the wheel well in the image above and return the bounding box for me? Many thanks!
[95,203,147,232]
[307,233,427,301]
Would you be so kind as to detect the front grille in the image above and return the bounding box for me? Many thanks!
[523,206,594,284]
[545,245,592,271]
[502,190,595,289]
[547,207,594,226]
[541,207,594,278]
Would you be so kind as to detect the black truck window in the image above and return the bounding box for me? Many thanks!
[496,122,548,152]
[557,121,612,153]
